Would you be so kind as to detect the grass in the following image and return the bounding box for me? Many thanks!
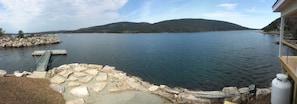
[0,77,65,104]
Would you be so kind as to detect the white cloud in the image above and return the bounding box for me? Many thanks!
[218,3,238,10]
[0,0,128,33]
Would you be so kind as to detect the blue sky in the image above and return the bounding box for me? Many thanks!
[0,0,279,33]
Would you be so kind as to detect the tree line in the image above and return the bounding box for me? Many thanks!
[0,28,25,38]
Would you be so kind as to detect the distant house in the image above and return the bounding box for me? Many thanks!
[273,0,297,104]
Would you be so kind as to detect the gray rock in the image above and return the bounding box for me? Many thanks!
[79,76,93,83]
[222,87,239,96]
[50,75,66,84]
[238,87,249,94]
[70,86,89,97]
[256,88,271,99]
[66,98,85,104]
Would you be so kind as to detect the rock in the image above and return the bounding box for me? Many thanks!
[0,70,7,77]
[67,76,78,81]
[177,93,211,104]
[109,88,123,93]
[102,65,115,71]
[85,69,99,76]
[0,35,61,48]
[73,66,87,72]
[79,76,93,83]
[57,64,70,70]
[70,86,89,97]
[160,85,166,89]
[73,72,87,77]
[58,70,73,78]
[88,64,103,70]
[222,87,239,96]
[238,87,249,94]
[192,91,226,98]
[14,71,23,77]
[27,71,47,78]
[68,82,81,87]
[91,82,107,92]
[66,98,85,104]
[256,88,271,99]
[96,73,108,81]
[50,84,65,93]
[231,95,242,104]
[148,85,159,92]
[50,75,67,84]
[165,88,179,94]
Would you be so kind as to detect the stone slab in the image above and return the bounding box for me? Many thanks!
[73,72,87,77]
[66,98,85,104]
[73,66,87,72]
[68,82,81,87]
[222,87,239,96]
[50,75,67,84]
[91,82,107,92]
[102,65,115,70]
[67,76,78,81]
[79,76,93,83]
[50,84,65,93]
[70,86,89,97]
[238,87,249,94]
[148,86,159,92]
[85,69,99,76]
[96,73,107,81]
[88,64,103,70]
[58,70,73,78]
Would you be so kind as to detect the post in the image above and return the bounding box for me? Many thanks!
[279,16,285,57]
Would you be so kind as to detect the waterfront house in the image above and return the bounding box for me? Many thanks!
[273,0,297,104]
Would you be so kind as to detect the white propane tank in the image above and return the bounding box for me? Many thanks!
[271,73,292,104]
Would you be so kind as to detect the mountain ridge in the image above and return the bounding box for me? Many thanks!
[40,18,251,33]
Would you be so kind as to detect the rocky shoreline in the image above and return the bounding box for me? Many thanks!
[1,63,271,104]
[0,35,61,48]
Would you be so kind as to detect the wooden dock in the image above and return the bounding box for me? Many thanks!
[32,50,67,56]
[33,50,67,71]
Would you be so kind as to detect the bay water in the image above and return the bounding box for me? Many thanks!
[0,30,295,90]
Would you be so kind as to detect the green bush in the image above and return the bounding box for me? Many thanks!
[0,28,4,37]
[18,30,24,38]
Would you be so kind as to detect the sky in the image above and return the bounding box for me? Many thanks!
[0,0,280,33]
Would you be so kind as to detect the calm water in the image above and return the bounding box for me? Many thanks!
[0,30,296,90]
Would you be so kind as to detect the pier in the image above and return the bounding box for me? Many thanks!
[32,50,67,71]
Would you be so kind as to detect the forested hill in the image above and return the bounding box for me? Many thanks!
[42,19,250,33]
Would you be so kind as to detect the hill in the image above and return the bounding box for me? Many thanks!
[262,17,297,34]
[261,18,280,33]
[41,19,250,33]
